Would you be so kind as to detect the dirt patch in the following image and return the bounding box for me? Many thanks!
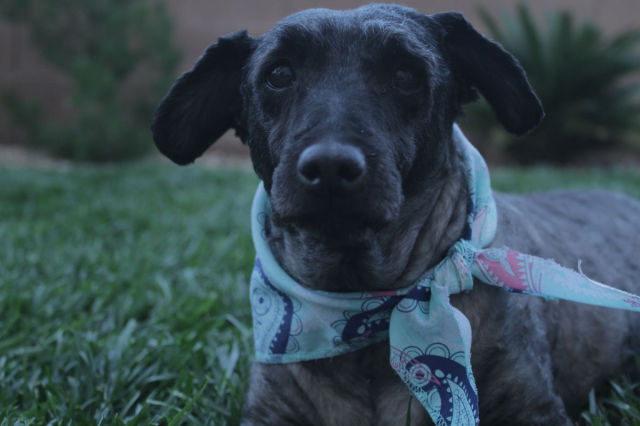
[0,144,71,168]
[0,131,251,168]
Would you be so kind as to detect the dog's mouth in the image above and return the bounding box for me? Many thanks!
[274,209,385,241]
[270,194,396,245]
[290,220,375,248]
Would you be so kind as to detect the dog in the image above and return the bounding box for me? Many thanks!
[152,4,640,425]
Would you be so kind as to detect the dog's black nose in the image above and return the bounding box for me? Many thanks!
[297,143,366,191]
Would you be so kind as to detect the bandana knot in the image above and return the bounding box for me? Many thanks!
[434,240,477,294]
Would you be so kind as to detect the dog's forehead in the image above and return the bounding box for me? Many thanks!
[275,4,422,31]
[255,5,437,61]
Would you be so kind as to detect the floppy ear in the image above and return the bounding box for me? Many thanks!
[152,30,255,165]
[433,12,544,135]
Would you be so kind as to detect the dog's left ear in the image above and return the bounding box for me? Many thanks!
[152,30,255,165]
[432,12,544,135]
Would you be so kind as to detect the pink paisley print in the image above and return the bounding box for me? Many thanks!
[474,249,535,293]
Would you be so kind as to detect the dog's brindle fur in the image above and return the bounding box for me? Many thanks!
[152,4,640,425]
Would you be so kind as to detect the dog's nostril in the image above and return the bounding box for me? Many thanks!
[297,143,366,190]
[299,161,322,184]
[338,158,365,183]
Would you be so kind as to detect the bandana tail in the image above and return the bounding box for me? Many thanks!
[389,282,479,426]
[472,248,640,312]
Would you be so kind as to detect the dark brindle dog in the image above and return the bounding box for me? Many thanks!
[152,4,640,425]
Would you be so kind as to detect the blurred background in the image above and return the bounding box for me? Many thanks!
[1,0,639,166]
[1,2,640,424]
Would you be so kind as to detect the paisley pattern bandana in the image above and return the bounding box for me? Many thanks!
[249,125,640,426]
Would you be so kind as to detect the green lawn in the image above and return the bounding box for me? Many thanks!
[0,162,639,425]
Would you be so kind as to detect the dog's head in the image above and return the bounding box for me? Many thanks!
[153,4,542,249]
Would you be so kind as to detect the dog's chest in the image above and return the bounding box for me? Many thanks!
[286,341,430,426]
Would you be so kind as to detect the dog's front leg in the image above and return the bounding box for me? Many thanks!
[476,361,573,426]
[241,360,375,426]
[241,363,319,425]
[464,289,573,425]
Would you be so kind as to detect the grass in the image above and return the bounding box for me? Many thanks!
[0,162,639,424]
[0,163,258,424]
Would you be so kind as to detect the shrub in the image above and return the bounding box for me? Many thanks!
[464,4,640,164]
[1,0,180,162]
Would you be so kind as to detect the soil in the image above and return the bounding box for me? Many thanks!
[0,131,252,168]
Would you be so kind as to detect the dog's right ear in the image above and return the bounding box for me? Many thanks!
[152,30,255,165]
[432,12,544,135]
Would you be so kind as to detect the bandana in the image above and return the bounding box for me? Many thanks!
[249,125,640,426]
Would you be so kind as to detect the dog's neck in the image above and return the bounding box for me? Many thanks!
[265,156,469,292]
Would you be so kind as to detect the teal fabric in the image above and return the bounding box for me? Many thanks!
[249,125,640,426]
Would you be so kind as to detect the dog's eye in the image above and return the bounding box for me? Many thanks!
[266,65,295,90]
[392,69,420,93]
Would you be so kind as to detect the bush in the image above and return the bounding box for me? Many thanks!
[464,4,640,164]
[1,0,180,162]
